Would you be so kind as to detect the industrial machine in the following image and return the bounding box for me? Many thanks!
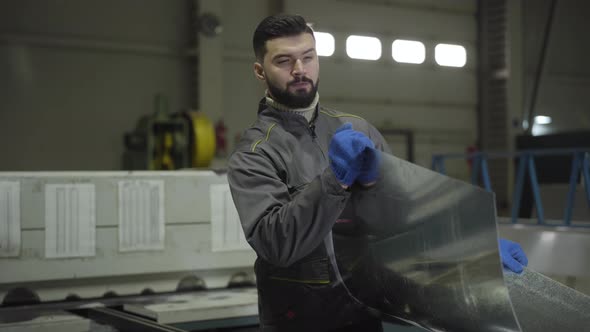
[0,171,258,331]
[1,156,589,331]
[123,95,217,171]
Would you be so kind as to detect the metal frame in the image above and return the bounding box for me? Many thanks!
[432,148,590,226]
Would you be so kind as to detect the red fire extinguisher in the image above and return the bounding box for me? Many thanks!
[215,119,227,157]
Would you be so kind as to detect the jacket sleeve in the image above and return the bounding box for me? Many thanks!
[228,149,350,267]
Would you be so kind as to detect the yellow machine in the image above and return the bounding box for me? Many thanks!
[124,96,216,170]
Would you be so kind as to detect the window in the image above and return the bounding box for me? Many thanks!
[532,115,552,135]
[346,35,381,60]
[534,115,552,125]
[391,40,425,64]
[435,43,467,67]
[314,32,335,57]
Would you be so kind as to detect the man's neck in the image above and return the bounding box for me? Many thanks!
[265,92,319,123]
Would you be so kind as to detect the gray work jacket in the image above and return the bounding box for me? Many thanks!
[228,99,391,330]
[229,99,390,267]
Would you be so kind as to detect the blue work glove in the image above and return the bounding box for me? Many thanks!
[357,146,381,185]
[329,123,375,187]
[499,238,528,274]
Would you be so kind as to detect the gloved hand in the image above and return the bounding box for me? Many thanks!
[329,123,375,187]
[499,238,529,273]
[357,146,381,185]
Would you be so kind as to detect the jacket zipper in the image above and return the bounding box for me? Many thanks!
[308,121,328,164]
[308,106,327,163]
[309,123,317,139]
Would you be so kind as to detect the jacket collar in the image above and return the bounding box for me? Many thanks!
[257,97,320,129]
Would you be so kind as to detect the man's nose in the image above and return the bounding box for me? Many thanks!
[292,59,305,76]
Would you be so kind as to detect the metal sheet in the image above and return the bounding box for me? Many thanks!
[330,153,523,331]
[122,288,258,324]
[0,310,91,332]
[505,267,590,332]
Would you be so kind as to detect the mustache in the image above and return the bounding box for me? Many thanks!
[288,77,314,86]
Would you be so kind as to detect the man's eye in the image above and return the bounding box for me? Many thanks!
[277,59,289,64]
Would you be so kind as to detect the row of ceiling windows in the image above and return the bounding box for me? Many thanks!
[314,31,467,68]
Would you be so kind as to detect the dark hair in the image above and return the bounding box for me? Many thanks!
[253,14,314,62]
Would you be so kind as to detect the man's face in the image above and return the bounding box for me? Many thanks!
[254,33,320,108]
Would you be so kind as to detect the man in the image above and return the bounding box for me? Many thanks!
[228,14,528,332]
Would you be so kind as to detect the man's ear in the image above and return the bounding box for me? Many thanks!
[254,62,265,81]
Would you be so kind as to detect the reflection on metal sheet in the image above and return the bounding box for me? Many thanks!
[498,223,590,280]
[505,268,590,332]
[330,153,523,331]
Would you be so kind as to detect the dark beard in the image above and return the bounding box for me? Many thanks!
[267,77,319,108]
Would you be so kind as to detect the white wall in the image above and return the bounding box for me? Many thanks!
[290,0,477,174]
[1,0,479,179]
[0,0,193,171]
